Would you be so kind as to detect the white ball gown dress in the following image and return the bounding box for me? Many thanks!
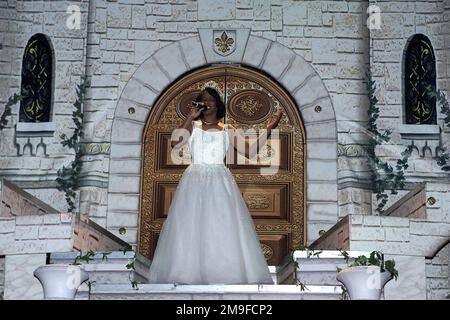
[147,121,274,285]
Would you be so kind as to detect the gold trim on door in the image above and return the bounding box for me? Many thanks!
[138,65,306,266]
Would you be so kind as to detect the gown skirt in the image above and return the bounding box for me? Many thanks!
[147,163,274,285]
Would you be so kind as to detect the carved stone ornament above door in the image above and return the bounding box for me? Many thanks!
[213,30,236,56]
[198,28,250,63]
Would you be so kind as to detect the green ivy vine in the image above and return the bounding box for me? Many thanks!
[364,70,414,213]
[0,93,23,130]
[430,89,450,171]
[56,77,87,213]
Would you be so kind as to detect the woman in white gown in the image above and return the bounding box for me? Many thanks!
[147,87,283,285]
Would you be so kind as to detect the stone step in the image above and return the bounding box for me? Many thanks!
[50,251,135,265]
[89,284,343,300]
[60,250,373,299]
[294,250,371,286]
[134,252,292,285]
[49,251,136,284]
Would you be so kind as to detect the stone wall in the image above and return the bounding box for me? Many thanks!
[426,242,449,300]
[369,0,450,190]
[79,0,372,245]
[0,0,90,212]
[0,255,4,299]
[1,0,448,248]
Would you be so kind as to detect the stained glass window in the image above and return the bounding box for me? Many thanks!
[20,34,53,122]
[404,34,436,125]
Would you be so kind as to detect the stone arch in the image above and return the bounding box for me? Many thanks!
[107,35,337,245]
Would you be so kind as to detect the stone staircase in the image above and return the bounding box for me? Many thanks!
[49,251,136,300]
[48,250,373,300]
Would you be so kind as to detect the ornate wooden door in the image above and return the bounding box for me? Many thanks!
[139,65,306,266]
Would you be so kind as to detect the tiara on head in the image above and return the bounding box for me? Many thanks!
[200,80,224,97]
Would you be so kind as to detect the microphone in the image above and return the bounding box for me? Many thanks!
[191,101,207,110]
[191,101,204,107]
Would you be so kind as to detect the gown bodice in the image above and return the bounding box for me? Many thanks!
[188,121,229,165]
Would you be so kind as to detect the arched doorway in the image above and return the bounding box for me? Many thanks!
[138,64,306,266]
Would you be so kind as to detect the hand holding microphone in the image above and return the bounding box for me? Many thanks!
[191,101,205,109]
[188,101,206,119]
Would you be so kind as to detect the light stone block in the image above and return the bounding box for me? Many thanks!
[179,36,206,69]
[114,99,151,122]
[410,235,448,257]
[153,42,187,81]
[108,175,141,194]
[131,5,146,29]
[132,58,171,93]
[111,119,144,143]
[109,159,141,174]
[107,3,132,28]
[261,41,295,79]
[0,233,15,254]
[198,0,235,20]
[351,214,363,225]
[198,28,251,64]
[294,75,330,107]
[253,0,270,20]
[107,212,139,228]
[110,143,142,159]
[307,203,338,221]
[350,241,413,256]
[350,226,385,241]
[15,226,39,240]
[385,227,410,242]
[44,239,74,253]
[3,254,46,300]
[410,221,442,236]
[242,35,271,68]
[108,194,140,212]
[271,6,282,31]
[38,225,72,239]
[334,93,368,121]
[119,79,158,109]
[304,120,337,140]
[370,14,405,39]
[312,38,337,64]
[384,255,426,300]
[363,215,381,226]
[12,240,46,255]
[306,159,337,181]
[43,214,61,225]
[306,141,337,160]
[283,2,307,25]
[307,183,338,202]
[279,55,316,92]
[306,222,335,244]
[381,216,410,227]
[15,215,44,226]
[334,14,364,38]
[298,99,335,124]
[109,228,137,244]
[134,41,159,65]
[0,219,16,233]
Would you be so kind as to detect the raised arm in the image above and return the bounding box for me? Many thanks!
[171,105,205,149]
[228,108,284,159]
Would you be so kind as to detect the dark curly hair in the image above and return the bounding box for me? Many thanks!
[194,87,226,120]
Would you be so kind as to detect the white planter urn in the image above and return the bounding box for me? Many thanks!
[34,264,89,300]
[336,266,392,300]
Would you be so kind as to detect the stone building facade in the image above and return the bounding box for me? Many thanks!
[0,0,449,299]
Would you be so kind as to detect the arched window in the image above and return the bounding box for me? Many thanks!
[404,34,436,125]
[20,34,53,123]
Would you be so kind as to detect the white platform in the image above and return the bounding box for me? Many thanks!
[89,283,343,300]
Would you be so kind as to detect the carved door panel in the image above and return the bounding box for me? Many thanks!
[139,66,306,267]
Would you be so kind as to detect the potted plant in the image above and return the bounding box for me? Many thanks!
[336,251,398,300]
[33,251,93,300]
